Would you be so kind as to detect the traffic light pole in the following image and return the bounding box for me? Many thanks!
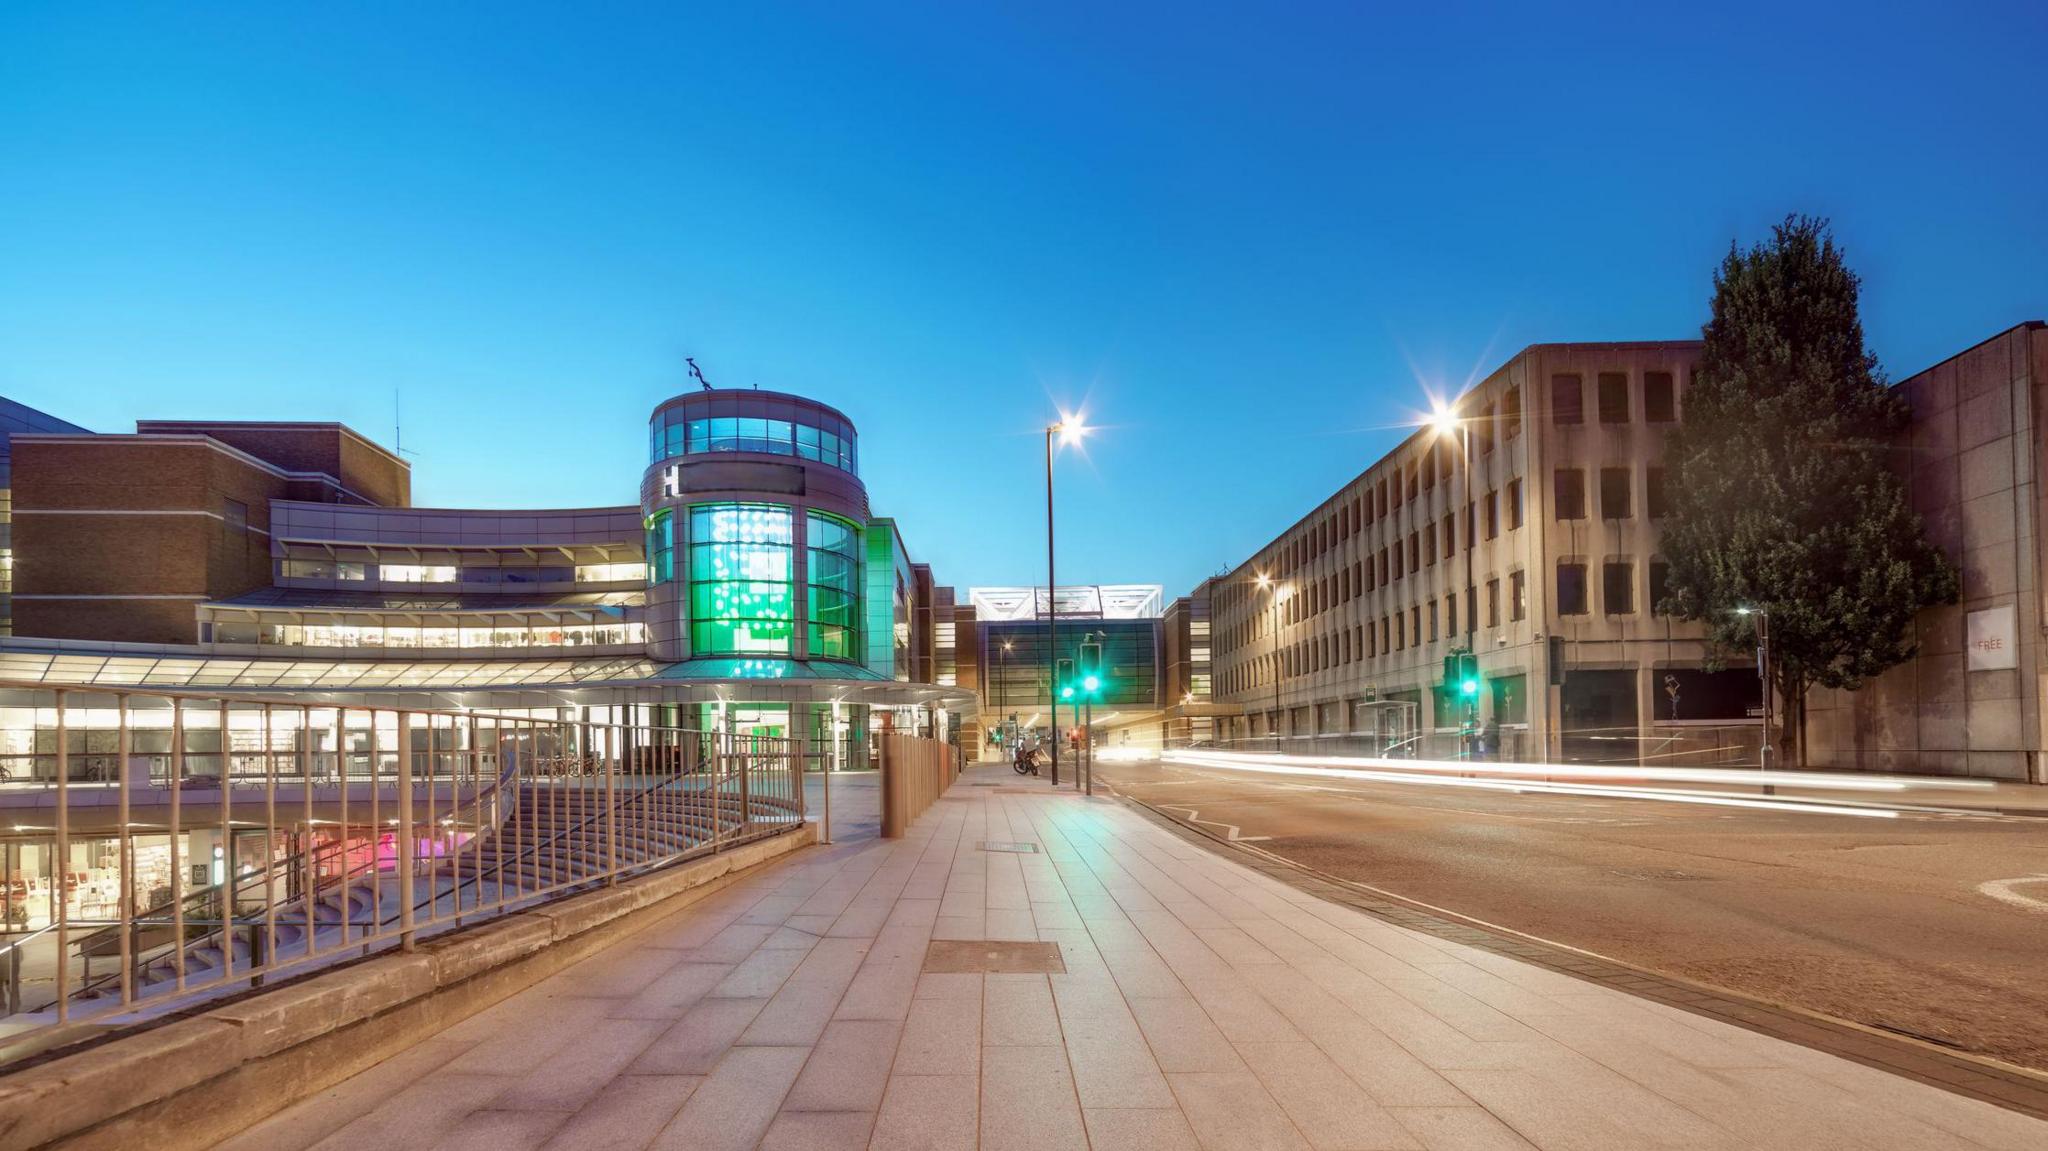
[1461,418,1477,756]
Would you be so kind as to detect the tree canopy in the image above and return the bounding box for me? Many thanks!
[1660,215,1957,758]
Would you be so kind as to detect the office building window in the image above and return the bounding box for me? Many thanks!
[1445,594,1457,636]
[1508,478,1524,529]
[1554,469,1586,520]
[1647,467,1669,519]
[1407,533,1419,571]
[1510,570,1527,621]
[1411,606,1421,646]
[1423,524,1436,566]
[1477,403,1495,455]
[1649,560,1671,616]
[1552,374,1584,426]
[1484,492,1499,539]
[1597,371,1629,423]
[1395,613,1405,650]
[1503,385,1523,438]
[1604,561,1634,615]
[1486,578,1500,627]
[1429,601,1439,642]
[1645,371,1677,422]
[1600,468,1631,519]
[1443,515,1455,559]
[1557,563,1589,616]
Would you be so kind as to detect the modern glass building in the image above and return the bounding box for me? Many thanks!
[0,386,972,767]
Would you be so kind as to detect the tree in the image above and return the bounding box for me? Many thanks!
[1660,216,1957,765]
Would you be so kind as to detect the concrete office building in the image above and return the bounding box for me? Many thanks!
[0,386,971,773]
[1207,322,2048,783]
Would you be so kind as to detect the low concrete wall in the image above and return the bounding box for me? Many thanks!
[879,734,958,837]
[0,826,817,1151]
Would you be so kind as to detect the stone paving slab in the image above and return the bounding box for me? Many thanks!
[225,764,2048,1150]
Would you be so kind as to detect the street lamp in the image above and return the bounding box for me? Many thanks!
[1256,573,1287,748]
[1045,413,1088,788]
[1431,403,1479,755]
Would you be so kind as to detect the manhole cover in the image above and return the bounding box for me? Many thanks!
[923,940,1066,974]
[979,841,1039,853]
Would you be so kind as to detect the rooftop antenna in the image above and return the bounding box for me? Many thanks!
[686,356,713,391]
[394,389,420,459]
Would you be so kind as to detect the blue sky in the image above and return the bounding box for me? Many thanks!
[4,2,2044,597]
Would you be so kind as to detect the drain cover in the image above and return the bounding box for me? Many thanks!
[979,841,1039,853]
[923,940,1066,974]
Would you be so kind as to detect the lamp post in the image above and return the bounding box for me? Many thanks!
[1256,573,1285,749]
[1431,405,1478,754]
[1738,606,1773,786]
[998,640,1013,752]
[1045,415,1087,788]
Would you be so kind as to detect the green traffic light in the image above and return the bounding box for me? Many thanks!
[1082,674,1101,692]
[1060,686,1075,700]
[1460,679,1479,696]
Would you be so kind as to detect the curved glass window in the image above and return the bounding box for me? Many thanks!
[646,510,674,584]
[688,504,794,654]
[649,408,857,474]
[806,513,862,661]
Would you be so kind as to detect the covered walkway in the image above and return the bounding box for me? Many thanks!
[225,764,2048,1150]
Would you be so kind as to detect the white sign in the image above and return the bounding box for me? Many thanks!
[1966,605,2018,671]
[660,464,682,498]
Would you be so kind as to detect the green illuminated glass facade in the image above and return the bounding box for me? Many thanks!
[806,513,861,661]
[688,504,795,655]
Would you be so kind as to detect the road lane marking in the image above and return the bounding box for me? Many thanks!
[1977,875,2048,913]
[1161,805,1271,842]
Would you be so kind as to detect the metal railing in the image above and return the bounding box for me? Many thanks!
[0,684,804,1056]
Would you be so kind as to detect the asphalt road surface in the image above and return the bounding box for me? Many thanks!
[1095,756,2048,1072]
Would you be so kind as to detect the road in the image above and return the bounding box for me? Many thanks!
[1093,754,2048,1072]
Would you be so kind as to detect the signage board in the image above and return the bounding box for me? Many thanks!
[1966,605,2018,671]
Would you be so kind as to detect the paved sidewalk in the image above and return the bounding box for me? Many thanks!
[226,764,2048,1150]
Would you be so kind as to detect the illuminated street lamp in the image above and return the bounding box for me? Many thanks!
[1431,402,1479,755]
[1044,413,1088,788]
[1255,573,1287,746]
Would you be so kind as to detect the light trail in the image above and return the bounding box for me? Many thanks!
[1157,750,1915,818]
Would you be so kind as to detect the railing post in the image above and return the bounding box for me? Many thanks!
[396,710,416,951]
[170,698,186,992]
[54,687,69,1023]
[605,719,619,885]
[118,693,134,1008]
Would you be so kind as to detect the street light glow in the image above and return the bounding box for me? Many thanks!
[1054,413,1089,445]
[1429,405,1459,438]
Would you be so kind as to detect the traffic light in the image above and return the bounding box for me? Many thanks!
[1077,637,1103,696]
[1056,657,1076,701]
[1445,650,1480,698]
